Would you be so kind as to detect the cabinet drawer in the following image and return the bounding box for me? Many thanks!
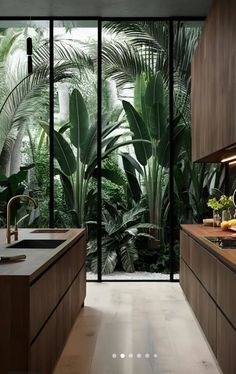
[30,235,85,341]
[190,238,217,299]
[180,230,190,265]
[30,267,86,373]
[181,262,217,355]
[217,308,236,374]
[217,260,236,328]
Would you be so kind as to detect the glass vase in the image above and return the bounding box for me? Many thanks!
[213,210,221,227]
[221,209,231,222]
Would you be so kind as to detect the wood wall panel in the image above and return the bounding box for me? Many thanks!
[191,0,236,162]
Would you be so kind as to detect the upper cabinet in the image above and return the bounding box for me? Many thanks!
[191,0,236,162]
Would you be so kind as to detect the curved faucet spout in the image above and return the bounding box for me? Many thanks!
[6,195,37,244]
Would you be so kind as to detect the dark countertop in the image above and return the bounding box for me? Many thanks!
[181,224,236,272]
[0,228,85,281]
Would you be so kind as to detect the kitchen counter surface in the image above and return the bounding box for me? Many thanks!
[0,228,85,280]
[181,224,236,272]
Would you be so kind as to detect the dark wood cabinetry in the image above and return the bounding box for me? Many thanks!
[0,230,86,374]
[217,260,236,329]
[180,240,217,355]
[217,309,236,374]
[191,0,236,162]
[180,228,236,374]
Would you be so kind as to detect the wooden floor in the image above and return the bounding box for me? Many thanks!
[54,282,222,374]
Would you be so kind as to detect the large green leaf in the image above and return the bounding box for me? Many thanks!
[54,168,74,209]
[119,242,138,273]
[41,123,76,176]
[134,73,146,114]
[145,72,167,140]
[69,89,89,161]
[121,153,142,203]
[99,168,125,186]
[122,100,151,165]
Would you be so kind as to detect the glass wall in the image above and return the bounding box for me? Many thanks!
[0,20,49,229]
[0,18,226,281]
[101,21,170,280]
[53,21,98,280]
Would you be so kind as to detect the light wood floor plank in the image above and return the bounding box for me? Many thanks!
[54,283,222,374]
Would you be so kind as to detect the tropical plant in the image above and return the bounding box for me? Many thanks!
[0,164,35,226]
[0,27,94,176]
[42,88,146,227]
[121,72,174,236]
[87,203,157,274]
[102,21,225,227]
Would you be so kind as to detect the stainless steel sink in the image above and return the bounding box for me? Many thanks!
[8,239,66,249]
[31,229,69,233]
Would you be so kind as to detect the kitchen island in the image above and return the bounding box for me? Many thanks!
[180,224,236,374]
[0,228,86,374]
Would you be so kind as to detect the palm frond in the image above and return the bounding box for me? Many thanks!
[102,41,149,87]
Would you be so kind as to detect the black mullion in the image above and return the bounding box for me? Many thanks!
[97,19,102,282]
[49,19,54,228]
[169,19,174,281]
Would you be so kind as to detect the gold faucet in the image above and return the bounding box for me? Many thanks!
[6,195,37,244]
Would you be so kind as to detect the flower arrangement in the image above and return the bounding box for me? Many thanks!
[207,195,234,213]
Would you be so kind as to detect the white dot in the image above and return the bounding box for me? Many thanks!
[128,353,133,358]
[145,353,150,358]
[137,353,142,358]
[120,353,125,358]
[112,353,117,358]
[153,353,158,358]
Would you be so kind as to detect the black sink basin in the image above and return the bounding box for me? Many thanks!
[8,239,66,249]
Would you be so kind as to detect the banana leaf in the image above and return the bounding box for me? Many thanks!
[122,100,152,166]
[69,89,89,161]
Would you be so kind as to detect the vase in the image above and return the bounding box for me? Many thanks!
[221,209,231,222]
[213,210,221,227]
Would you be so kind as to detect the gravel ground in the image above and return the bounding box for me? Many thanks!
[87,271,179,280]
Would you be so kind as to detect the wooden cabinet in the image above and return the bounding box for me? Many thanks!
[191,0,236,162]
[180,230,190,265]
[0,230,86,374]
[217,260,236,329]
[180,229,236,374]
[181,256,217,355]
[190,238,217,299]
[217,309,236,374]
